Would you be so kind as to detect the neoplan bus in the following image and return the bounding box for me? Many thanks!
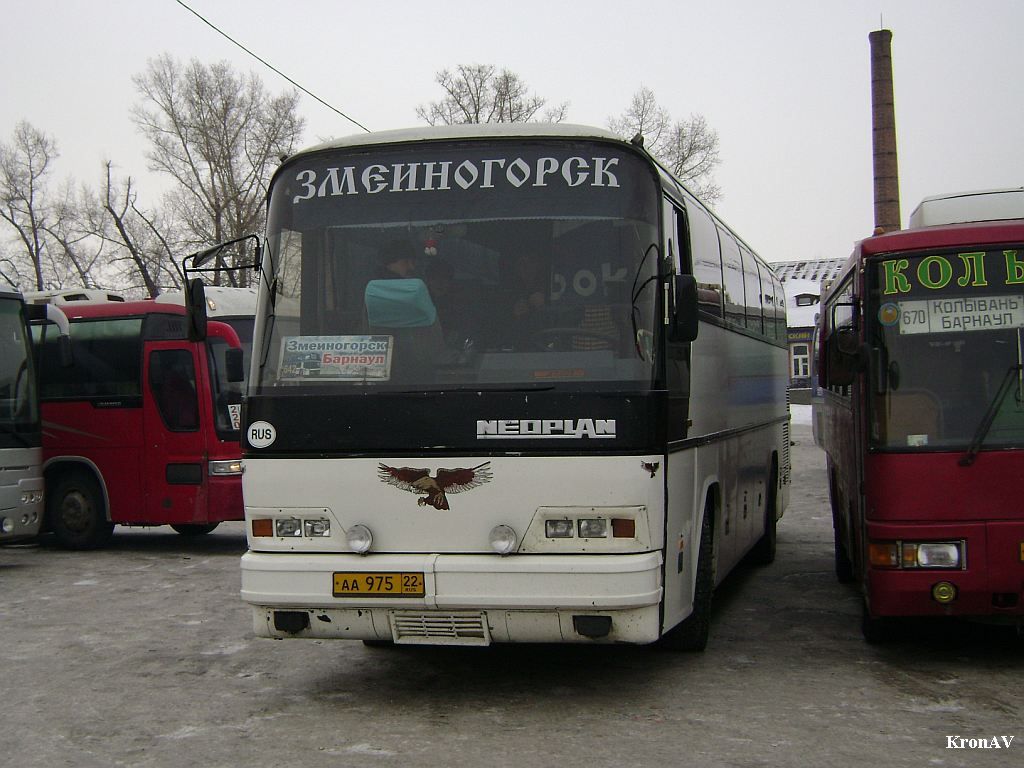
[0,292,69,542]
[32,301,246,549]
[816,189,1024,640]
[220,124,790,649]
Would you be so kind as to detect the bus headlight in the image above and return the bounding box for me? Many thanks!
[275,518,303,537]
[915,543,960,568]
[209,459,244,476]
[902,542,961,569]
[346,524,373,554]
[303,518,331,537]
[545,519,574,538]
[577,518,609,538]
[489,524,518,555]
[871,540,963,569]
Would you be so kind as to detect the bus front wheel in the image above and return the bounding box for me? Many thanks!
[659,510,715,652]
[750,462,778,565]
[47,470,114,550]
[170,523,219,536]
[861,599,900,644]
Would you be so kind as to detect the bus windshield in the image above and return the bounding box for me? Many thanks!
[254,140,660,394]
[207,334,244,440]
[0,297,38,439]
[867,247,1024,450]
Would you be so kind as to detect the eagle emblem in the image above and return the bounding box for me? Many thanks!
[377,462,492,510]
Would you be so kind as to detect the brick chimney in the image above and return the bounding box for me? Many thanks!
[869,29,901,233]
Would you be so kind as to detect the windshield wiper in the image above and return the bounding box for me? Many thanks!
[630,242,659,361]
[958,363,1022,467]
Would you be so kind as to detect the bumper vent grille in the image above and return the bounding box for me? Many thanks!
[390,611,491,646]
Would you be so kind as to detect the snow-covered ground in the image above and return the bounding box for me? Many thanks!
[791,403,812,425]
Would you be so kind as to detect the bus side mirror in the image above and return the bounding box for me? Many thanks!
[670,274,699,343]
[186,278,208,342]
[823,329,859,387]
[225,347,245,383]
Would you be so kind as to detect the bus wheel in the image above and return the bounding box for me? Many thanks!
[861,599,899,644]
[750,463,778,565]
[659,510,715,652]
[170,523,219,536]
[834,537,855,583]
[47,471,114,550]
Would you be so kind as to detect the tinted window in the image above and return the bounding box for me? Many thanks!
[258,141,661,393]
[719,230,745,328]
[741,248,763,334]
[149,349,199,431]
[687,203,723,318]
[37,318,143,399]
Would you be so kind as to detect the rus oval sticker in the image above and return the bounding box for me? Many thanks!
[247,420,277,448]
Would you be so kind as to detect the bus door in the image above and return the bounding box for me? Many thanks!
[142,342,207,524]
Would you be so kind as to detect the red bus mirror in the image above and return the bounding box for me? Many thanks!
[186,278,208,342]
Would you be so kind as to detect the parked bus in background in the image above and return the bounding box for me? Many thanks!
[156,285,257,372]
[32,301,245,549]
[816,188,1024,641]
[209,124,790,650]
[0,292,69,542]
[24,288,126,304]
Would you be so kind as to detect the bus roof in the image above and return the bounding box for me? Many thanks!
[294,123,628,157]
[154,286,257,317]
[279,122,778,279]
[908,188,1024,228]
[55,300,187,321]
[860,218,1024,257]
[22,288,126,305]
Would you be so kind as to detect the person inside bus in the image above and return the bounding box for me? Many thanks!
[503,253,549,350]
[365,240,443,380]
[373,239,419,280]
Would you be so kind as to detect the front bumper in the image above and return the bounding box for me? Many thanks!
[866,520,1024,619]
[241,550,664,644]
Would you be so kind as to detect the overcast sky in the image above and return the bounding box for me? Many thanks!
[3,0,1021,268]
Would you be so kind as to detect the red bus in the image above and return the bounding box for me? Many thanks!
[816,193,1024,640]
[32,301,245,549]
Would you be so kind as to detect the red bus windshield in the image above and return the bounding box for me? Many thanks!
[866,245,1024,451]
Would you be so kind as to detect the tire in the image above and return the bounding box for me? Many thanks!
[47,470,114,550]
[861,599,900,644]
[660,507,715,652]
[170,523,219,536]
[834,535,855,584]
[750,463,778,565]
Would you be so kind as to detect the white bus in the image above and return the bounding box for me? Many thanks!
[223,124,790,649]
[1,292,69,542]
[156,285,257,371]
[23,288,126,304]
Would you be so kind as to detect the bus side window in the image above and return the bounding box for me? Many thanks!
[150,349,199,431]
[686,203,724,318]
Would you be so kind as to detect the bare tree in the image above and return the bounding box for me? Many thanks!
[416,64,568,125]
[131,54,305,283]
[0,121,60,289]
[609,87,721,203]
[77,162,185,297]
[42,182,108,289]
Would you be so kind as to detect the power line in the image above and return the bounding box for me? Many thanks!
[174,0,370,133]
